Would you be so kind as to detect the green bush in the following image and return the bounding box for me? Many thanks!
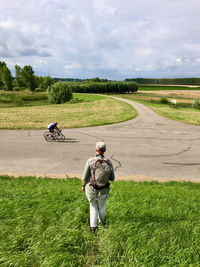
[192,99,200,109]
[47,82,73,104]
[159,97,169,104]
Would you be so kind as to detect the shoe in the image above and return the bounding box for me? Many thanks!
[99,220,105,226]
[90,227,97,232]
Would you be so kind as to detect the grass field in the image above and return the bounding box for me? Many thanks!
[0,90,48,108]
[0,93,137,129]
[1,176,200,266]
[119,90,200,126]
[138,85,200,91]
[2,87,200,128]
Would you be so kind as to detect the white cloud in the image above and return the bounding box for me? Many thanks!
[0,17,52,58]
[34,58,48,65]
[176,58,183,64]
[195,58,200,64]
[65,62,81,70]
[1,0,200,79]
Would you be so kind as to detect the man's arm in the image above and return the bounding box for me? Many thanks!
[82,159,91,192]
[109,160,115,181]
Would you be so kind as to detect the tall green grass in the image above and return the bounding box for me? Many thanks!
[1,176,200,266]
[0,90,48,107]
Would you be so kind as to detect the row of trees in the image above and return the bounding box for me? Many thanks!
[0,61,54,91]
[46,81,138,104]
[54,77,110,83]
[71,81,138,94]
[125,78,200,85]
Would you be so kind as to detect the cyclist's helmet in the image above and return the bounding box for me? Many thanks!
[55,121,58,125]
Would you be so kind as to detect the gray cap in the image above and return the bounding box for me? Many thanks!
[96,142,106,152]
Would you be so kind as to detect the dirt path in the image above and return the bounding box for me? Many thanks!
[1,97,200,182]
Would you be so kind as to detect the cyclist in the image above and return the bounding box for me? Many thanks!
[48,121,59,136]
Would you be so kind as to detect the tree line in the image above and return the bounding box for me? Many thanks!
[0,62,138,95]
[0,61,54,91]
[71,81,138,94]
[125,78,200,85]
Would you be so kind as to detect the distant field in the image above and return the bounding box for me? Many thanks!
[0,93,137,129]
[138,85,200,91]
[131,90,200,104]
[1,176,200,266]
[120,91,200,126]
[140,89,200,98]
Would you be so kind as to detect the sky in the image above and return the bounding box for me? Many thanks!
[0,0,200,80]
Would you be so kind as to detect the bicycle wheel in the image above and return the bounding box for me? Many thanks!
[57,133,65,142]
[53,132,59,141]
[44,131,53,142]
[60,134,65,141]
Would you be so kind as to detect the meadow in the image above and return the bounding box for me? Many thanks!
[1,176,200,266]
[0,92,137,129]
[138,85,200,91]
[2,86,200,128]
[119,86,200,126]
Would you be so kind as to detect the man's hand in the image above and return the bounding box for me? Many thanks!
[81,185,85,192]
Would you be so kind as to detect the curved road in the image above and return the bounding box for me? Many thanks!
[1,97,200,182]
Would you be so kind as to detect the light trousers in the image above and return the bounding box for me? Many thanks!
[89,194,108,227]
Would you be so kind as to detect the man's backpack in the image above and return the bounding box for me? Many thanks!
[90,158,112,189]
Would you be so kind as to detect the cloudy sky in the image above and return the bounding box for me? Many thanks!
[1,0,200,80]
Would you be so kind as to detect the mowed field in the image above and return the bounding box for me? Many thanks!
[119,87,200,126]
[139,89,200,103]
[0,92,137,129]
[1,87,200,128]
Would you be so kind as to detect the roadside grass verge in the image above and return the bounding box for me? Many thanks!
[1,176,200,266]
[0,93,137,129]
[119,94,200,126]
[146,103,200,126]
[131,93,197,104]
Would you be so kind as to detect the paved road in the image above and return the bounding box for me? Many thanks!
[1,97,200,182]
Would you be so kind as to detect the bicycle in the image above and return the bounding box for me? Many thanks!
[44,129,65,142]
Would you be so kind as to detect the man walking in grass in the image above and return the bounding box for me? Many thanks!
[82,142,115,231]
